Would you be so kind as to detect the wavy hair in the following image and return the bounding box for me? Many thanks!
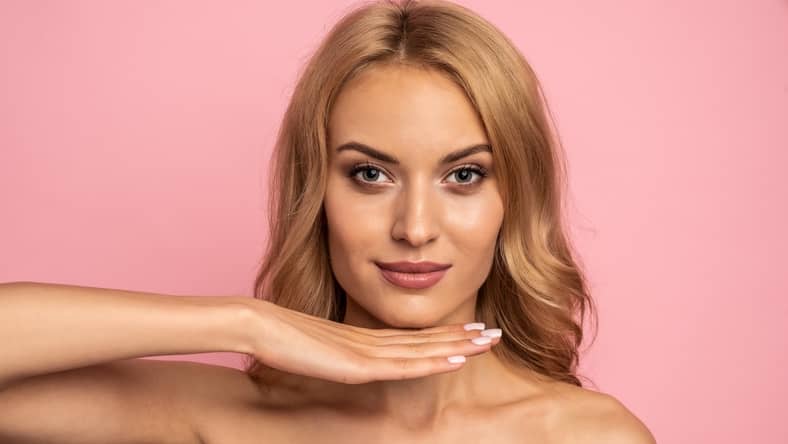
[244,0,598,388]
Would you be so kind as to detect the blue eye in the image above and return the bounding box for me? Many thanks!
[446,166,488,185]
[349,163,389,184]
[347,163,488,188]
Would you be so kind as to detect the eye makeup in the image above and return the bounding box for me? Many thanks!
[346,161,489,189]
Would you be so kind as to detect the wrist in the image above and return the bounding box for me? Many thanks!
[186,295,262,356]
[217,296,270,356]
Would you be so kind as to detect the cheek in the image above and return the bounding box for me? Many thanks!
[444,191,504,256]
[323,183,394,305]
[439,194,503,303]
[323,181,386,270]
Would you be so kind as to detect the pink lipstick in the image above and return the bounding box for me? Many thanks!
[374,261,451,290]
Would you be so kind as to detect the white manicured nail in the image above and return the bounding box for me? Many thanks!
[481,328,502,338]
[463,322,485,331]
[471,336,492,345]
[447,355,466,364]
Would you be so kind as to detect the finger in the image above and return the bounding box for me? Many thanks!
[364,354,472,381]
[277,308,464,335]
[372,328,493,345]
[301,325,493,361]
[366,322,476,337]
[306,318,481,344]
[366,335,499,359]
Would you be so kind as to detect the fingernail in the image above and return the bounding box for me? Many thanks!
[447,355,466,364]
[481,328,502,338]
[471,336,492,345]
[463,322,485,331]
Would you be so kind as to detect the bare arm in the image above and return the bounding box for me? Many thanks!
[0,281,254,389]
[0,281,257,443]
[0,280,498,443]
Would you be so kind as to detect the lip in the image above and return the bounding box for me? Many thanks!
[374,261,451,290]
[374,261,452,273]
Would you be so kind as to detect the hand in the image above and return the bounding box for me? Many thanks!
[246,299,501,384]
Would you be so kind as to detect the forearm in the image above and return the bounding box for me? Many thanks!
[0,281,256,388]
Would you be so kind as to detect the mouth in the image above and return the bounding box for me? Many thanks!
[374,261,451,290]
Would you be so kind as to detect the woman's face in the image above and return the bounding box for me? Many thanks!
[324,64,504,329]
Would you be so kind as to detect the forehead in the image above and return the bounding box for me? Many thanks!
[327,64,488,157]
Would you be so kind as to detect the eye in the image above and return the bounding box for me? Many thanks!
[348,162,392,184]
[445,165,488,187]
[347,162,489,188]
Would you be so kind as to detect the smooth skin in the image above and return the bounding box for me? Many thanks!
[0,283,498,443]
[0,64,655,443]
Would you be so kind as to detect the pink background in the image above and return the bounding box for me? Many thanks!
[1,1,786,442]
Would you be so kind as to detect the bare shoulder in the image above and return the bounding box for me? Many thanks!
[115,359,254,399]
[111,358,260,402]
[112,358,263,417]
[0,357,259,444]
[104,358,265,439]
[549,383,656,444]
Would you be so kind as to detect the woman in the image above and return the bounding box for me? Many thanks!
[0,0,655,442]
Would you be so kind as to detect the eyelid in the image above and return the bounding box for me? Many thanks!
[347,161,393,183]
[446,163,488,181]
[347,161,488,186]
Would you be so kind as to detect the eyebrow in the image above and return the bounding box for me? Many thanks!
[335,141,492,165]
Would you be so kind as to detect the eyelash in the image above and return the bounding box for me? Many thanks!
[347,162,489,189]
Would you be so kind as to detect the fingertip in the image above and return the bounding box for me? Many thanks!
[447,355,466,364]
[463,322,486,331]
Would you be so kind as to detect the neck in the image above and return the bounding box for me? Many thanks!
[253,295,548,429]
[361,347,515,423]
[321,295,541,426]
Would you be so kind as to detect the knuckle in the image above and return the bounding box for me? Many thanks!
[353,339,377,355]
[349,360,370,383]
[406,341,423,352]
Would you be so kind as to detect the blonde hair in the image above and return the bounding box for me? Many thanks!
[244,0,598,388]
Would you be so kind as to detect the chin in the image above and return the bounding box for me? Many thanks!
[372,300,450,329]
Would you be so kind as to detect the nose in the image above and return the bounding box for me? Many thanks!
[390,180,440,247]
